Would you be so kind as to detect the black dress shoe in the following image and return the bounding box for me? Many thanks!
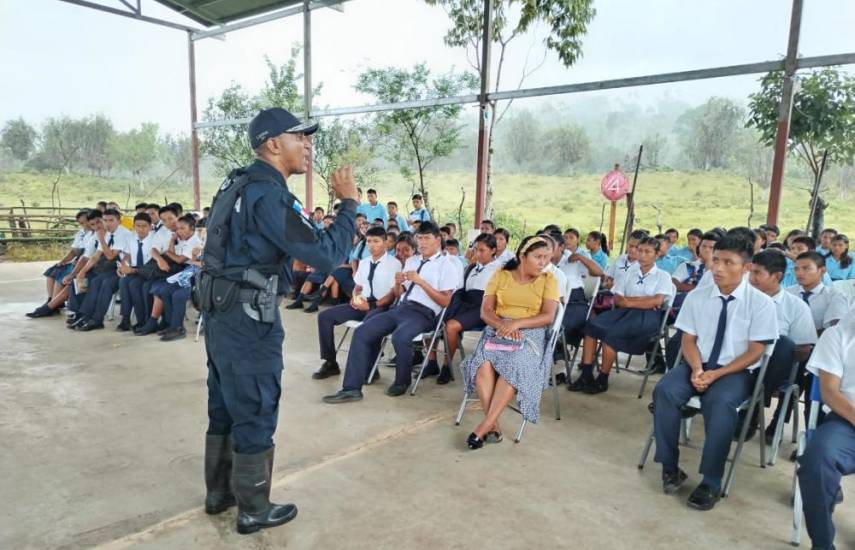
[68,316,89,329]
[386,384,408,397]
[78,321,104,332]
[467,432,484,450]
[116,320,132,332]
[312,361,341,380]
[161,327,187,341]
[322,389,363,404]
[568,373,593,392]
[421,359,440,377]
[303,302,320,313]
[662,469,688,495]
[582,375,609,395]
[66,314,78,325]
[134,318,159,336]
[26,305,54,318]
[436,365,454,385]
[285,299,304,310]
[687,483,720,511]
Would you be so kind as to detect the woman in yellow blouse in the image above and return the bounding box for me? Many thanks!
[461,236,559,449]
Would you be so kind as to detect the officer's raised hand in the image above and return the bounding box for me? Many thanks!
[331,166,358,202]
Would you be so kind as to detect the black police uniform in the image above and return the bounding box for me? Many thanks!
[202,147,357,533]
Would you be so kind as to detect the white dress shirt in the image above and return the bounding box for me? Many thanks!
[786,284,849,331]
[544,263,570,300]
[675,279,779,369]
[464,260,501,292]
[71,228,90,249]
[151,225,174,253]
[606,254,637,291]
[354,252,401,300]
[122,233,156,267]
[806,313,855,404]
[496,249,515,266]
[770,289,818,346]
[558,250,592,291]
[400,251,461,314]
[614,264,674,299]
[176,234,202,260]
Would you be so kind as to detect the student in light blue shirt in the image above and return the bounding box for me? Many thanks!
[585,231,610,270]
[356,188,387,226]
[665,228,690,261]
[816,228,837,257]
[312,206,326,231]
[408,193,431,223]
[826,234,855,281]
[781,236,834,288]
[654,233,685,275]
[386,201,409,231]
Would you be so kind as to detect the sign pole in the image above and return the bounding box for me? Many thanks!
[608,200,617,251]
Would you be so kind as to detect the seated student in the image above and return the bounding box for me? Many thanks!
[290,259,310,299]
[654,233,685,275]
[652,234,778,511]
[603,229,647,292]
[558,229,604,348]
[458,236,560,449]
[569,236,674,394]
[304,232,372,314]
[464,219,497,262]
[61,210,104,324]
[385,201,409,231]
[408,193,431,224]
[440,226,452,242]
[356,188,387,227]
[761,223,780,246]
[494,228,513,265]
[826,234,855,281]
[385,230,399,256]
[70,208,134,331]
[797,311,855,550]
[781,236,833,288]
[752,227,767,254]
[787,252,849,334]
[313,227,401,380]
[784,228,806,249]
[671,230,713,312]
[444,238,467,268]
[115,213,155,331]
[134,202,147,214]
[167,202,184,217]
[145,204,162,232]
[323,222,460,403]
[312,207,325,230]
[816,228,837,257]
[671,228,702,262]
[538,231,569,300]
[585,231,610,270]
[747,250,817,442]
[445,222,457,238]
[424,233,501,385]
[136,214,202,337]
[27,209,92,318]
[562,228,589,259]
[395,233,416,267]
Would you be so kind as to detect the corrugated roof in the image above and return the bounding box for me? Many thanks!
[153,0,303,27]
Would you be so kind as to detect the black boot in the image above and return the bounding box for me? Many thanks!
[285,295,305,310]
[204,434,236,515]
[568,364,594,392]
[303,287,328,313]
[233,447,298,535]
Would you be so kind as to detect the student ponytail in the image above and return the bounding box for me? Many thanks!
[588,231,609,256]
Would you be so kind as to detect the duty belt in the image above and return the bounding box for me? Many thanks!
[236,288,283,305]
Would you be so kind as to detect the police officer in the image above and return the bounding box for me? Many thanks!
[200,108,358,535]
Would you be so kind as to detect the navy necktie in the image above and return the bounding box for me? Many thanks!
[801,290,812,305]
[136,240,144,267]
[707,295,735,369]
[402,259,430,301]
[107,234,114,248]
[367,261,379,299]
[636,272,649,285]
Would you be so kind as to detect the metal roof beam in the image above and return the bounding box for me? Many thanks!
[191,0,351,41]
[57,0,200,32]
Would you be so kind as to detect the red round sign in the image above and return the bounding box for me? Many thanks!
[601,170,629,201]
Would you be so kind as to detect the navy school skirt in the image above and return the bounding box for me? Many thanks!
[584,307,662,355]
[445,289,485,331]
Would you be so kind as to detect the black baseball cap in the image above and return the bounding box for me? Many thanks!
[248,107,318,149]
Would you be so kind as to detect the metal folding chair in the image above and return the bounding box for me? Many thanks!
[638,342,776,498]
[454,301,567,443]
[635,288,678,399]
[364,308,449,396]
[334,319,364,357]
[790,376,823,546]
[767,359,802,466]
[107,291,120,322]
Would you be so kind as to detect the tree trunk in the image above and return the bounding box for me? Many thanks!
[483,102,497,220]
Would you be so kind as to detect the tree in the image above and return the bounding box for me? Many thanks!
[355,63,477,210]
[747,68,855,232]
[80,114,115,176]
[502,108,538,169]
[312,118,376,210]
[37,116,89,209]
[1,118,38,161]
[160,133,193,177]
[201,48,318,175]
[111,123,159,178]
[641,133,667,169]
[541,123,589,173]
[676,97,744,170]
[425,0,596,217]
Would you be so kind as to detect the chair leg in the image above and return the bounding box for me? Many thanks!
[681,418,692,446]
[790,433,806,546]
[334,327,351,357]
[515,419,527,443]
[723,397,760,497]
[769,385,795,466]
[455,390,469,426]
[367,337,388,386]
[638,428,655,469]
[411,331,441,396]
[792,397,800,444]
[194,314,204,342]
[551,368,561,421]
[759,402,767,468]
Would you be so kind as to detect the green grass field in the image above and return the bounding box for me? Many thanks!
[1,169,853,260]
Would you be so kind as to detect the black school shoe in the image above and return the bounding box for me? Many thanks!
[77,320,105,332]
[65,314,78,325]
[68,316,89,329]
[662,469,688,495]
[26,304,55,318]
[116,319,132,332]
[686,483,720,511]
[421,359,440,377]
[134,318,159,336]
[437,365,454,385]
[322,389,363,404]
[160,327,187,342]
[582,374,609,395]
[386,384,408,397]
[312,360,341,380]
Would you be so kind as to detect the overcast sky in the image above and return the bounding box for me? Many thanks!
[1,0,854,135]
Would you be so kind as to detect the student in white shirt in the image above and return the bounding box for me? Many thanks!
[313,227,401,379]
[748,249,818,443]
[553,229,603,354]
[425,233,500,385]
[570,237,673,394]
[787,252,849,333]
[136,214,201,338]
[324,222,460,403]
[61,210,105,322]
[116,212,156,332]
[27,210,92,318]
[797,310,855,550]
[653,234,778,511]
[493,228,514,266]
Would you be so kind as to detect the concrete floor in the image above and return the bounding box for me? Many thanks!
[1,261,852,550]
